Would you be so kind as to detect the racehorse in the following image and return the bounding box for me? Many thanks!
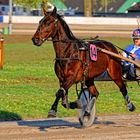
[32,7,135,126]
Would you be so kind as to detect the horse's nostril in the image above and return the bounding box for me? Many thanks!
[36,38,40,42]
[32,38,38,43]
[32,37,42,46]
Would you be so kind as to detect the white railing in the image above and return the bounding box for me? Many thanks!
[2,16,138,25]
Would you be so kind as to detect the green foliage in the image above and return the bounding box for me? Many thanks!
[13,0,50,8]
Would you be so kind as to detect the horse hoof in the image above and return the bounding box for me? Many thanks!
[61,103,69,109]
[69,100,82,109]
[127,102,136,112]
[47,110,56,118]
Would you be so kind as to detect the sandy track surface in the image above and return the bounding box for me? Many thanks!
[0,114,140,140]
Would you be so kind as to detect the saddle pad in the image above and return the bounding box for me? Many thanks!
[90,44,97,61]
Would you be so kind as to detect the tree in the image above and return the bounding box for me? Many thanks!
[14,0,50,8]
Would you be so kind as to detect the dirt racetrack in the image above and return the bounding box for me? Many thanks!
[0,114,140,140]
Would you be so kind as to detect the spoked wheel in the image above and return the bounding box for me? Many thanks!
[78,89,96,127]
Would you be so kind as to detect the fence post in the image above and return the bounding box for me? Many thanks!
[0,38,4,69]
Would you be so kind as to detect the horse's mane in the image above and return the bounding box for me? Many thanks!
[57,14,78,41]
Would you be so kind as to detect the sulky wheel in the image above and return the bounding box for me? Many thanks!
[78,89,96,127]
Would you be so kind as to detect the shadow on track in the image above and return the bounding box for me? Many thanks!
[17,117,116,131]
[0,110,22,121]
[18,118,81,131]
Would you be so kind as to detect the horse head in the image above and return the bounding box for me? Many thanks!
[32,7,58,46]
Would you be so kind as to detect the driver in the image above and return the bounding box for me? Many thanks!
[122,28,140,78]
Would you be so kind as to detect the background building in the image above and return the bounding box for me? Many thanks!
[0,0,140,16]
[0,0,30,15]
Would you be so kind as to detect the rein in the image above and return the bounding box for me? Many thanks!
[48,36,99,43]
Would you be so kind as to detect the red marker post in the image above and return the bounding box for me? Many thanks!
[0,38,4,69]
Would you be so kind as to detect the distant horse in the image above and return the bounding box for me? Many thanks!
[32,7,135,126]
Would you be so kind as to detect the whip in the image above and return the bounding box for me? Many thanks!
[137,16,140,28]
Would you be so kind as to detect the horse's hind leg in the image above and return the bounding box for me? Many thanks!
[108,60,135,111]
[85,79,99,113]
[78,80,98,127]
[85,79,99,98]
[114,79,135,111]
[69,79,99,109]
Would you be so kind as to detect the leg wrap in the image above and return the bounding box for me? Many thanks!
[124,95,130,104]
[124,95,135,111]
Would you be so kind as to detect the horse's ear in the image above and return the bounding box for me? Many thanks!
[52,7,57,17]
[42,8,47,16]
[41,1,47,16]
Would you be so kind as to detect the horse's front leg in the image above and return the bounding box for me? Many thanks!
[48,62,83,117]
[48,87,67,118]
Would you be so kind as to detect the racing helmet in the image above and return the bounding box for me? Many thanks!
[132,28,140,38]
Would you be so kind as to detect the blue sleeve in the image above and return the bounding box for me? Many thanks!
[125,45,134,52]
[123,45,134,58]
[135,49,140,60]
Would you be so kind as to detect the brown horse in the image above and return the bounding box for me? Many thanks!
[32,7,135,123]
